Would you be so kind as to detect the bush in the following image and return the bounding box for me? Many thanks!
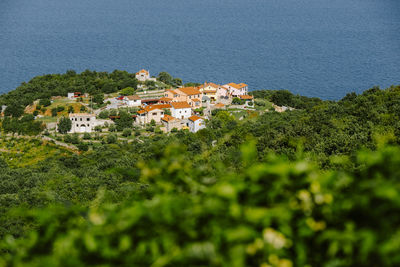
[83,133,91,140]
[232,97,244,105]
[94,126,102,132]
[109,124,116,132]
[98,110,110,119]
[57,106,65,112]
[77,142,89,152]
[39,98,51,107]
[51,108,58,117]
[122,128,132,137]
[106,134,117,144]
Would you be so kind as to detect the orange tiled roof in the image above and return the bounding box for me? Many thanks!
[199,82,220,89]
[177,87,201,96]
[136,69,149,75]
[166,89,177,94]
[189,115,202,122]
[161,114,176,122]
[239,95,253,100]
[143,104,171,112]
[170,101,191,109]
[137,110,146,114]
[192,98,201,102]
[214,103,225,108]
[227,82,248,89]
[159,97,173,102]
[126,95,141,100]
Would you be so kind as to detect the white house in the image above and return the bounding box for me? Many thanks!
[136,69,157,82]
[224,83,249,97]
[170,101,192,119]
[124,95,141,107]
[67,93,75,100]
[68,113,97,133]
[188,115,206,133]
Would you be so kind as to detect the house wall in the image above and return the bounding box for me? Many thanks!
[189,119,205,133]
[69,115,96,133]
[171,107,191,119]
[137,109,165,124]
[126,99,141,107]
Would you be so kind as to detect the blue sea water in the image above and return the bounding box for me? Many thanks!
[0,0,399,99]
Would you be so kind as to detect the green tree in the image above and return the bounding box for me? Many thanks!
[157,72,173,85]
[39,98,51,107]
[120,87,135,96]
[122,128,132,137]
[51,108,58,117]
[4,105,24,117]
[107,134,117,144]
[115,112,133,131]
[93,94,104,105]
[57,117,72,134]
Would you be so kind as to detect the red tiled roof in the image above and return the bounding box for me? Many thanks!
[159,97,173,102]
[144,104,172,112]
[136,69,149,75]
[125,95,141,100]
[161,114,176,122]
[177,87,201,96]
[227,82,248,89]
[189,115,203,122]
[170,101,191,109]
[239,95,253,100]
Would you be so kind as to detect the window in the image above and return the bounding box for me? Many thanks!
[161,112,164,115]
[87,118,90,121]
[76,124,79,127]
[152,112,157,115]
[80,118,82,121]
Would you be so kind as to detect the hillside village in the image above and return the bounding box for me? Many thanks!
[46,70,260,135]
[0,69,295,150]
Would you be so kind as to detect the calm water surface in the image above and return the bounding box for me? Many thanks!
[0,0,399,99]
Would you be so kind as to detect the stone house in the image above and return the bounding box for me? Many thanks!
[164,87,202,108]
[224,83,249,97]
[170,101,192,119]
[188,115,206,133]
[136,104,171,124]
[68,113,96,133]
[198,82,218,101]
[124,95,141,107]
[161,115,186,132]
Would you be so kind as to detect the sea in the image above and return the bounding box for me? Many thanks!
[0,0,399,100]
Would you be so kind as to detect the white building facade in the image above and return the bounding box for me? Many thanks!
[188,115,206,133]
[124,95,141,107]
[170,102,192,119]
[136,69,157,82]
[68,113,97,133]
